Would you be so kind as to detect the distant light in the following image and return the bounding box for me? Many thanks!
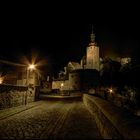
[61,83,64,87]
[109,88,113,93]
[0,78,3,84]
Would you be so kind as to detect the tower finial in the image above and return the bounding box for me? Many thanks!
[90,25,95,43]
[92,25,94,34]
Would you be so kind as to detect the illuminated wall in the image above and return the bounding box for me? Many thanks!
[52,80,69,90]
[86,43,100,71]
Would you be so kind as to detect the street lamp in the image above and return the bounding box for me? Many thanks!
[109,88,113,93]
[25,64,36,105]
[61,83,64,95]
[28,64,35,70]
[61,83,64,87]
[26,64,35,86]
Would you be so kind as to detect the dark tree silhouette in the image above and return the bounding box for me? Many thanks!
[100,57,121,87]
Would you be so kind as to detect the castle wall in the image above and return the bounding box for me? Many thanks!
[86,45,100,71]
[52,80,69,90]
[52,81,62,90]
[69,72,81,90]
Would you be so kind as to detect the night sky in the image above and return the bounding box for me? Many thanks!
[0,2,140,74]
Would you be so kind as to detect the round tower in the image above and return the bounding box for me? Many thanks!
[86,26,100,71]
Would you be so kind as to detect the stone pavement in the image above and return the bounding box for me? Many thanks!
[0,99,101,139]
[0,101,44,120]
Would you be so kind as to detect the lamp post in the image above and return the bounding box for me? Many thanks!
[61,83,64,95]
[25,64,35,105]
[27,64,35,86]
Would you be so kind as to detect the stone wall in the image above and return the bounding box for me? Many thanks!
[96,87,137,113]
[0,84,39,109]
[52,80,62,90]
[83,94,140,139]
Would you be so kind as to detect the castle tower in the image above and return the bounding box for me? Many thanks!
[86,27,100,70]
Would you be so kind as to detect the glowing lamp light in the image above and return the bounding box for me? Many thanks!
[0,78,3,84]
[109,88,113,93]
[28,64,35,70]
[61,83,64,87]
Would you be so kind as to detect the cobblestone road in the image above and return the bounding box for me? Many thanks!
[0,99,101,139]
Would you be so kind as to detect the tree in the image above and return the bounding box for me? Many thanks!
[100,57,121,86]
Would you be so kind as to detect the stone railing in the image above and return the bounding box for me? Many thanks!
[0,84,39,109]
[96,87,138,114]
[83,94,140,139]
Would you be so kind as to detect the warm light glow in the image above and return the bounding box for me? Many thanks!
[61,83,64,87]
[0,77,3,84]
[21,54,47,79]
[28,64,35,70]
[109,88,113,93]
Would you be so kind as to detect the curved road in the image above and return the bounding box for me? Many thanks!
[0,99,101,139]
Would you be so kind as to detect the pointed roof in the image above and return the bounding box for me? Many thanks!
[90,25,95,43]
[88,25,98,46]
[68,61,82,70]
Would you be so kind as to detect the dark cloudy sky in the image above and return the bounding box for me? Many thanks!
[0,1,140,74]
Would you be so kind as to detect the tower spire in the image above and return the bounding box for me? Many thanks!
[90,25,95,43]
[92,25,94,34]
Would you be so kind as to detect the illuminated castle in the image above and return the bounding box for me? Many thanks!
[52,27,131,91]
[52,28,100,91]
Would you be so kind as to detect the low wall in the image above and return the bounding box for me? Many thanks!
[96,87,138,113]
[0,84,39,109]
[83,94,140,139]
